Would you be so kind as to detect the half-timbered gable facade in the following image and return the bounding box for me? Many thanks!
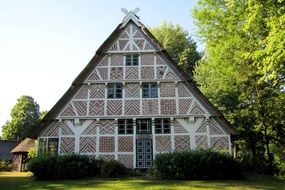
[34,11,237,169]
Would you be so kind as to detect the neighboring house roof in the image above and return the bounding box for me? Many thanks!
[31,11,238,137]
[11,138,35,153]
[0,140,19,160]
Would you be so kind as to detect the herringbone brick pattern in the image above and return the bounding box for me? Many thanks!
[210,137,229,150]
[89,100,104,116]
[174,135,190,151]
[60,103,76,117]
[79,137,96,153]
[125,100,140,115]
[99,120,115,134]
[125,83,140,98]
[118,154,133,168]
[156,136,171,153]
[73,100,87,116]
[60,137,75,153]
[107,100,122,115]
[195,135,208,149]
[90,84,105,99]
[42,121,60,137]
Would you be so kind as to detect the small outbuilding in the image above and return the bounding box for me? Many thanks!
[11,138,36,172]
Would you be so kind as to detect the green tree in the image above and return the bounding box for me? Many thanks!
[150,22,201,78]
[2,96,40,141]
[193,0,285,174]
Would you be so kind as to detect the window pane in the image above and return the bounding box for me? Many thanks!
[126,55,132,66]
[133,54,138,65]
[38,138,47,155]
[107,84,115,98]
[116,84,122,98]
[151,83,158,98]
[136,119,151,134]
[118,125,125,134]
[142,83,150,98]
[48,138,59,154]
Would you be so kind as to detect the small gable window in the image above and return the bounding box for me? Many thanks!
[142,82,158,98]
[107,83,123,99]
[38,138,59,155]
[155,118,171,134]
[118,119,133,134]
[126,54,139,66]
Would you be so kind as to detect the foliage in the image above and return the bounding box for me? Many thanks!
[193,0,285,175]
[101,160,128,178]
[2,96,40,141]
[0,160,11,171]
[150,22,201,78]
[28,154,129,180]
[28,148,36,160]
[152,150,242,180]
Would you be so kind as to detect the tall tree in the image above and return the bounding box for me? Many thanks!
[2,96,40,141]
[193,0,285,174]
[150,22,201,78]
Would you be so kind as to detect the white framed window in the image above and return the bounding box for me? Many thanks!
[118,119,133,134]
[107,83,123,99]
[38,138,59,155]
[155,118,171,134]
[142,82,158,98]
[126,54,139,66]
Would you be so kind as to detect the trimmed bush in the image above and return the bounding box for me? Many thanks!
[152,149,243,180]
[0,160,11,171]
[29,154,103,180]
[101,160,128,177]
[28,154,129,180]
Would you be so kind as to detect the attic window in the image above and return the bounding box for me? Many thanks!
[142,82,158,98]
[126,54,139,66]
[107,83,123,99]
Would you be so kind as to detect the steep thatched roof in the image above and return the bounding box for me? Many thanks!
[11,138,35,153]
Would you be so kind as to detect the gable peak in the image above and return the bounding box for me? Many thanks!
[121,8,141,28]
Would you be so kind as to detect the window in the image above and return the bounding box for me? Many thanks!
[107,83,123,98]
[136,119,152,134]
[126,54,139,66]
[142,83,158,98]
[118,119,133,134]
[155,118,171,134]
[38,138,59,155]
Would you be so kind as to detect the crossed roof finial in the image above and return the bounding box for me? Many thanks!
[121,7,140,15]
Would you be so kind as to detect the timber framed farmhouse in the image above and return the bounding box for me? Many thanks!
[34,10,237,169]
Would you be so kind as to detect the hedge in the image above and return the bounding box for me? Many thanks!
[152,149,243,180]
[28,154,128,180]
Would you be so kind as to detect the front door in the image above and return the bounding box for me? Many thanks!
[136,119,153,168]
[136,138,152,168]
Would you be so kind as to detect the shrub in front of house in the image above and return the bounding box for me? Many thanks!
[0,160,12,171]
[152,149,243,180]
[101,160,128,177]
[28,154,129,180]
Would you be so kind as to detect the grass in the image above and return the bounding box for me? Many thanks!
[0,172,284,190]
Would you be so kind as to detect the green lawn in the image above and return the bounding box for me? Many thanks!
[0,172,284,190]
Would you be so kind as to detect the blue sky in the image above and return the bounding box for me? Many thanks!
[0,0,201,129]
